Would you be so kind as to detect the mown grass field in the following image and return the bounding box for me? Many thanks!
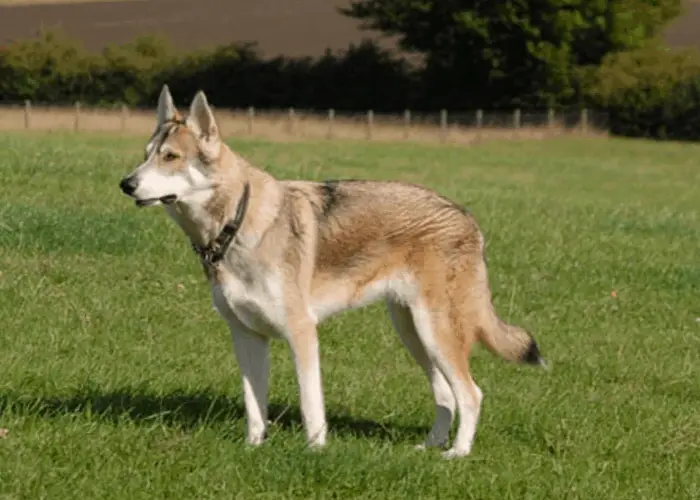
[0,131,699,499]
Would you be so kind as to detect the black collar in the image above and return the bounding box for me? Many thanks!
[191,182,251,265]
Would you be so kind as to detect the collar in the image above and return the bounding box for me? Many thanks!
[191,182,251,265]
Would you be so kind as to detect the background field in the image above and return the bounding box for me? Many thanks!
[0,0,389,57]
[0,132,699,498]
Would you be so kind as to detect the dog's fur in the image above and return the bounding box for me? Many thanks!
[119,85,546,458]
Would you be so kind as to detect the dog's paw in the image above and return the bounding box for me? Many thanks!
[307,444,326,454]
[307,438,327,451]
[306,426,327,450]
[246,434,266,447]
[441,447,471,460]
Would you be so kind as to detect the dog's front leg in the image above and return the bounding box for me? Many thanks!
[230,326,270,446]
[286,318,327,448]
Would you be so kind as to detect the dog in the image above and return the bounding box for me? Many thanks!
[118,85,546,459]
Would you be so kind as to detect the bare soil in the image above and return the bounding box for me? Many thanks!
[664,2,700,49]
[0,0,397,57]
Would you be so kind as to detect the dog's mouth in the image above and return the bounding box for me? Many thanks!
[135,194,178,207]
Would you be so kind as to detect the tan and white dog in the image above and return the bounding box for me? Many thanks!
[118,85,546,459]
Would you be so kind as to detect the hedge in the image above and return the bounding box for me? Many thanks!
[0,29,417,112]
[4,30,700,140]
[587,42,700,141]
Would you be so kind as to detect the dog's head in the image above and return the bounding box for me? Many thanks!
[119,85,224,207]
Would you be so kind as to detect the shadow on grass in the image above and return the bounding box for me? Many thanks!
[0,388,428,443]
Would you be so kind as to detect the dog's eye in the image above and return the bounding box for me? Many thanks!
[163,152,179,162]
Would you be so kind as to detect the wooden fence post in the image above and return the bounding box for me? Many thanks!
[513,108,521,129]
[440,109,448,143]
[287,107,295,136]
[475,109,484,141]
[366,110,374,140]
[120,104,128,133]
[327,108,335,139]
[24,100,31,129]
[403,109,411,140]
[74,101,81,132]
[247,106,255,135]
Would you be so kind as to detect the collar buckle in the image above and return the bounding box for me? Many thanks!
[190,182,250,266]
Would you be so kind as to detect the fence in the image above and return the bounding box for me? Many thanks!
[0,102,609,144]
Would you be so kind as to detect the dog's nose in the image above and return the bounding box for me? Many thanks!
[119,176,138,196]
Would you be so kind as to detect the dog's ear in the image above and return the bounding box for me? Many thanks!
[156,84,179,125]
[187,90,221,158]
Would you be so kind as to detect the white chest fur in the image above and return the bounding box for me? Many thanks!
[210,265,287,338]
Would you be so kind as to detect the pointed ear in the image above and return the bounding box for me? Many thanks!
[156,84,179,125]
[188,90,220,142]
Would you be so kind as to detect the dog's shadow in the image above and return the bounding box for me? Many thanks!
[0,388,428,443]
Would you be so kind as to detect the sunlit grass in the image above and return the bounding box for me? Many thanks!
[0,132,699,499]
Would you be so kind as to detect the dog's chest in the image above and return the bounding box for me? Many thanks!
[210,263,287,337]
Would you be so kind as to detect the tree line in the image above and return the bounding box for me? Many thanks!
[1,0,700,140]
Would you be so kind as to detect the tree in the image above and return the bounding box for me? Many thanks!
[341,0,683,108]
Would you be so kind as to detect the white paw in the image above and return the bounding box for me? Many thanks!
[307,425,327,449]
[307,439,327,453]
[308,437,327,448]
[441,447,471,460]
[246,434,266,446]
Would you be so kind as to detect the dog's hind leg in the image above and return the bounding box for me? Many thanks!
[408,298,483,459]
[386,300,456,450]
[230,324,270,446]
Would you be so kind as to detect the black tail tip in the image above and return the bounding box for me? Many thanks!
[521,339,547,368]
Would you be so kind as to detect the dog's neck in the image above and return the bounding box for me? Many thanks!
[165,147,282,251]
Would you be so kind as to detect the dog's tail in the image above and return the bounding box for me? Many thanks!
[476,301,546,368]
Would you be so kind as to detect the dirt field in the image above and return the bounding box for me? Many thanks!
[0,0,396,57]
[0,0,140,4]
[665,2,700,49]
[2,0,697,58]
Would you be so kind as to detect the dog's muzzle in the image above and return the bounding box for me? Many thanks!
[119,175,177,207]
[119,175,138,196]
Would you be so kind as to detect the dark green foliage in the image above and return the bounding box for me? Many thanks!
[0,29,95,103]
[0,29,415,113]
[342,0,683,108]
[96,36,177,107]
[587,42,700,140]
[0,29,176,107]
[163,41,416,111]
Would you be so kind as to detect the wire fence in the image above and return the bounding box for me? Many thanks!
[0,101,609,144]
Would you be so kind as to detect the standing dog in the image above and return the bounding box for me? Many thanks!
[119,85,546,458]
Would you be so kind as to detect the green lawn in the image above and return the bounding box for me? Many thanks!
[0,132,699,499]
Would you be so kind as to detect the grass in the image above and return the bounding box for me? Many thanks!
[0,131,699,499]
